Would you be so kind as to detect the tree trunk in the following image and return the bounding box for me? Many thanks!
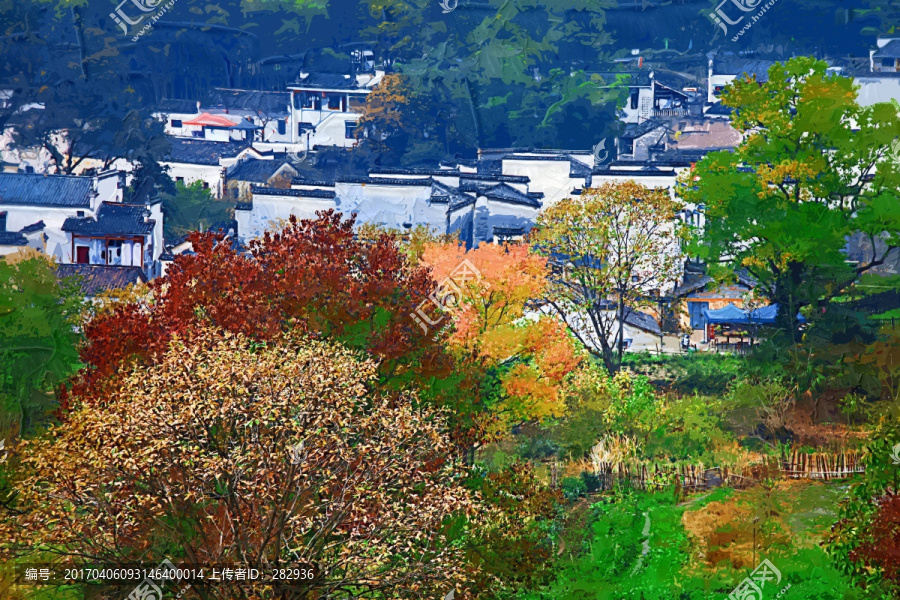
[616,293,627,369]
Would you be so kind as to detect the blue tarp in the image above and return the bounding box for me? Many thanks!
[702,303,806,325]
[702,303,748,324]
[748,303,806,324]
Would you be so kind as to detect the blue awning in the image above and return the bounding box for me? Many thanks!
[747,303,806,324]
[702,303,806,326]
[702,303,748,324]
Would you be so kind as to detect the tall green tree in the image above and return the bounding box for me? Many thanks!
[0,254,83,439]
[681,57,900,341]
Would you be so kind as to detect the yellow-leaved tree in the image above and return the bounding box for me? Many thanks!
[0,329,481,599]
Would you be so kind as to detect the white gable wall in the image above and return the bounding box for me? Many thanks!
[501,158,575,207]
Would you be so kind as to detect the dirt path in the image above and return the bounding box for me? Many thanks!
[630,511,652,575]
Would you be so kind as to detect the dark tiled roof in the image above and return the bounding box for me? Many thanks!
[291,178,336,187]
[0,231,27,246]
[62,203,154,236]
[493,226,525,236]
[158,98,199,114]
[875,40,900,59]
[431,181,473,207]
[482,183,542,208]
[335,176,434,186]
[569,160,594,177]
[251,186,335,198]
[460,173,530,184]
[622,308,662,335]
[56,265,147,296]
[165,139,250,166]
[19,220,45,233]
[591,168,677,177]
[673,275,714,297]
[712,58,775,82]
[227,159,296,184]
[370,167,461,176]
[202,89,291,117]
[674,277,755,299]
[501,154,570,162]
[292,72,359,90]
[622,119,665,140]
[0,173,94,208]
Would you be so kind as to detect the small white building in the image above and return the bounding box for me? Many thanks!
[0,171,122,263]
[162,139,270,199]
[62,201,164,279]
[288,71,383,150]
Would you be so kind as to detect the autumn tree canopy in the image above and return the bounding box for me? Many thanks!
[529,181,684,373]
[2,329,480,599]
[69,211,452,413]
[419,242,582,438]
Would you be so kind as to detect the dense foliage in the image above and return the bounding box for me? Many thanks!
[1,329,480,599]
[0,253,82,438]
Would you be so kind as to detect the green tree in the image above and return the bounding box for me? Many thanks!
[680,57,900,341]
[0,253,83,439]
[162,181,233,240]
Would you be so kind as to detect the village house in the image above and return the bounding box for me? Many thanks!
[225,158,298,201]
[162,138,271,199]
[0,170,165,285]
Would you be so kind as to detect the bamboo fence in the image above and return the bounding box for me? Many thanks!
[574,450,864,493]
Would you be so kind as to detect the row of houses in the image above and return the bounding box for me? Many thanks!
[0,171,163,293]
[6,42,900,331]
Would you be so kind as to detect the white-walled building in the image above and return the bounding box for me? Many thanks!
[162,139,271,199]
[0,171,164,281]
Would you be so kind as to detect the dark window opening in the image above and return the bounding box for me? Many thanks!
[76,247,89,264]
[0,212,6,232]
[202,181,210,190]
[327,94,342,110]
[171,119,182,128]
[277,120,286,135]
[882,58,895,68]
[630,89,639,110]
[345,121,358,139]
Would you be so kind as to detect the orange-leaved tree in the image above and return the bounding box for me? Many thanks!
[420,242,583,439]
[2,329,481,600]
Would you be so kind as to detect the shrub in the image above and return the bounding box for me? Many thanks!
[561,476,587,500]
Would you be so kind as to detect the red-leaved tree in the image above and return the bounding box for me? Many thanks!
[64,211,453,414]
